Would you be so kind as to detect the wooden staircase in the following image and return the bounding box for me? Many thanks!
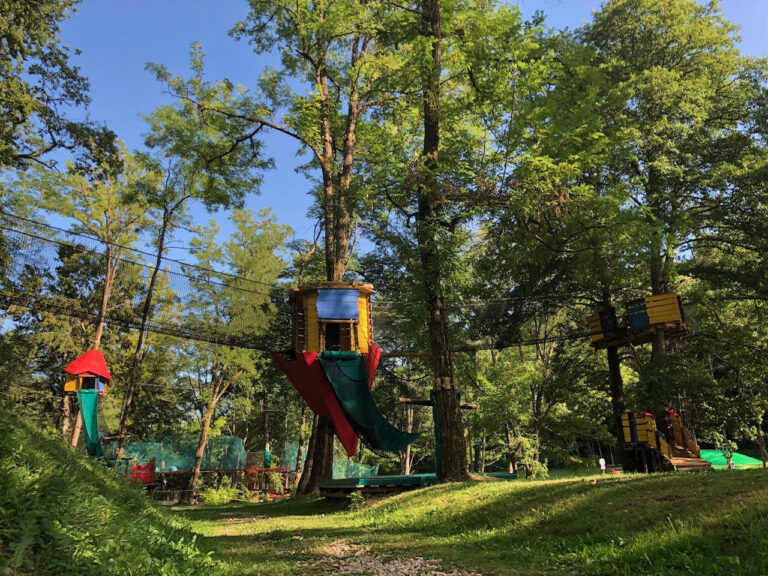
[669,455,712,472]
[666,436,712,472]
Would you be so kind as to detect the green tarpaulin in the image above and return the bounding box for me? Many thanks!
[76,390,104,458]
[700,449,763,470]
[319,351,420,453]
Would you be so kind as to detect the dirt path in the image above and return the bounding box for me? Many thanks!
[319,539,484,576]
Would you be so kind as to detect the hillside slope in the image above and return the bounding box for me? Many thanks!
[0,408,220,576]
[182,469,768,575]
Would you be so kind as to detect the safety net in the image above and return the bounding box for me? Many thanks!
[103,435,247,473]
[699,449,763,470]
[283,441,380,478]
[319,350,420,453]
[76,390,104,458]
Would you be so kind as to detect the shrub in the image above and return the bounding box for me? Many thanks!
[0,408,223,575]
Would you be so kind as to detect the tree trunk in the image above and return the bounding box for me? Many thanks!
[113,210,170,471]
[186,396,217,503]
[504,422,518,474]
[60,395,71,437]
[296,414,334,494]
[295,403,307,479]
[757,424,767,469]
[606,345,632,469]
[70,244,117,448]
[399,404,414,475]
[417,0,468,482]
[480,430,487,474]
[296,42,349,493]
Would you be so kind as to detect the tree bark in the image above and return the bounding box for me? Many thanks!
[60,395,71,437]
[399,404,415,475]
[296,414,334,494]
[186,396,217,503]
[504,422,518,474]
[417,0,468,482]
[480,430,487,474]
[295,403,307,479]
[757,424,767,469]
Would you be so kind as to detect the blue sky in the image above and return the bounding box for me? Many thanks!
[58,0,768,257]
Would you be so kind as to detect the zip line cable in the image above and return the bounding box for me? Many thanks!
[0,212,592,354]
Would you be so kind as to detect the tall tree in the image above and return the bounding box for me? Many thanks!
[191,0,408,492]
[183,209,289,499]
[8,148,148,441]
[0,0,116,170]
[583,0,766,364]
[112,47,269,469]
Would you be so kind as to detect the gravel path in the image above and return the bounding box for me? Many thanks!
[319,539,484,576]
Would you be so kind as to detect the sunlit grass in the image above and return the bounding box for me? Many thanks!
[176,469,768,575]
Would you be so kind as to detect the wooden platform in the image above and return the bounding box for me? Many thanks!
[319,473,438,496]
[669,457,713,472]
[592,321,690,350]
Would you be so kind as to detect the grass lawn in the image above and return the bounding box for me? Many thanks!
[175,468,768,575]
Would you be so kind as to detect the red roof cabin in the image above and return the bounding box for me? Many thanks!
[63,350,112,396]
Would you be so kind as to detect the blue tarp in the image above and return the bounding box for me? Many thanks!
[316,289,359,320]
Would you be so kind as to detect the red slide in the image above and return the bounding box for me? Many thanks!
[271,352,359,457]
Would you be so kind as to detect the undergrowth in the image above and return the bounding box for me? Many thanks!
[0,408,223,575]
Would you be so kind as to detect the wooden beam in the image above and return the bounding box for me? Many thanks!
[398,397,478,410]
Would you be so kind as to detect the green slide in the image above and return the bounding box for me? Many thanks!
[76,390,104,458]
[319,351,419,453]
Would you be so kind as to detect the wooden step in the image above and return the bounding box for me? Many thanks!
[669,457,712,472]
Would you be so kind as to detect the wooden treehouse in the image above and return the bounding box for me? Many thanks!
[275,281,419,461]
[587,293,709,473]
[63,349,112,396]
[621,410,711,473]
[588,293,690,350]
[290,281,375,353]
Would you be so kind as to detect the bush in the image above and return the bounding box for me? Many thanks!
[0,408,222,575]
[348,490,365,512]
[199,475,251,505]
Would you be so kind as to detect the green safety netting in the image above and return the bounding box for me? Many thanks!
[319,350,420,453]
[76,390,104,458]
[700,449,764,470]
[102,435,246,473]
[283,441,380,479]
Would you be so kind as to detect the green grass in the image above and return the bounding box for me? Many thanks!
[177,470,768,575]
[4,407,767,575]
[0,408,219,575]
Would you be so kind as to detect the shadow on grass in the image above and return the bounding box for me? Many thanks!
[174,496,347,522]
[176,470,768,575]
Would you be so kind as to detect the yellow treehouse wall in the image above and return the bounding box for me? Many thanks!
[305,291,320,352]
[357,295,370,353]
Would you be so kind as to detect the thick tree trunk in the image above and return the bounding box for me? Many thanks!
[187,397,216,503]
[296,415,334,494]
[416,0,468,482]
[296,46,347,493]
